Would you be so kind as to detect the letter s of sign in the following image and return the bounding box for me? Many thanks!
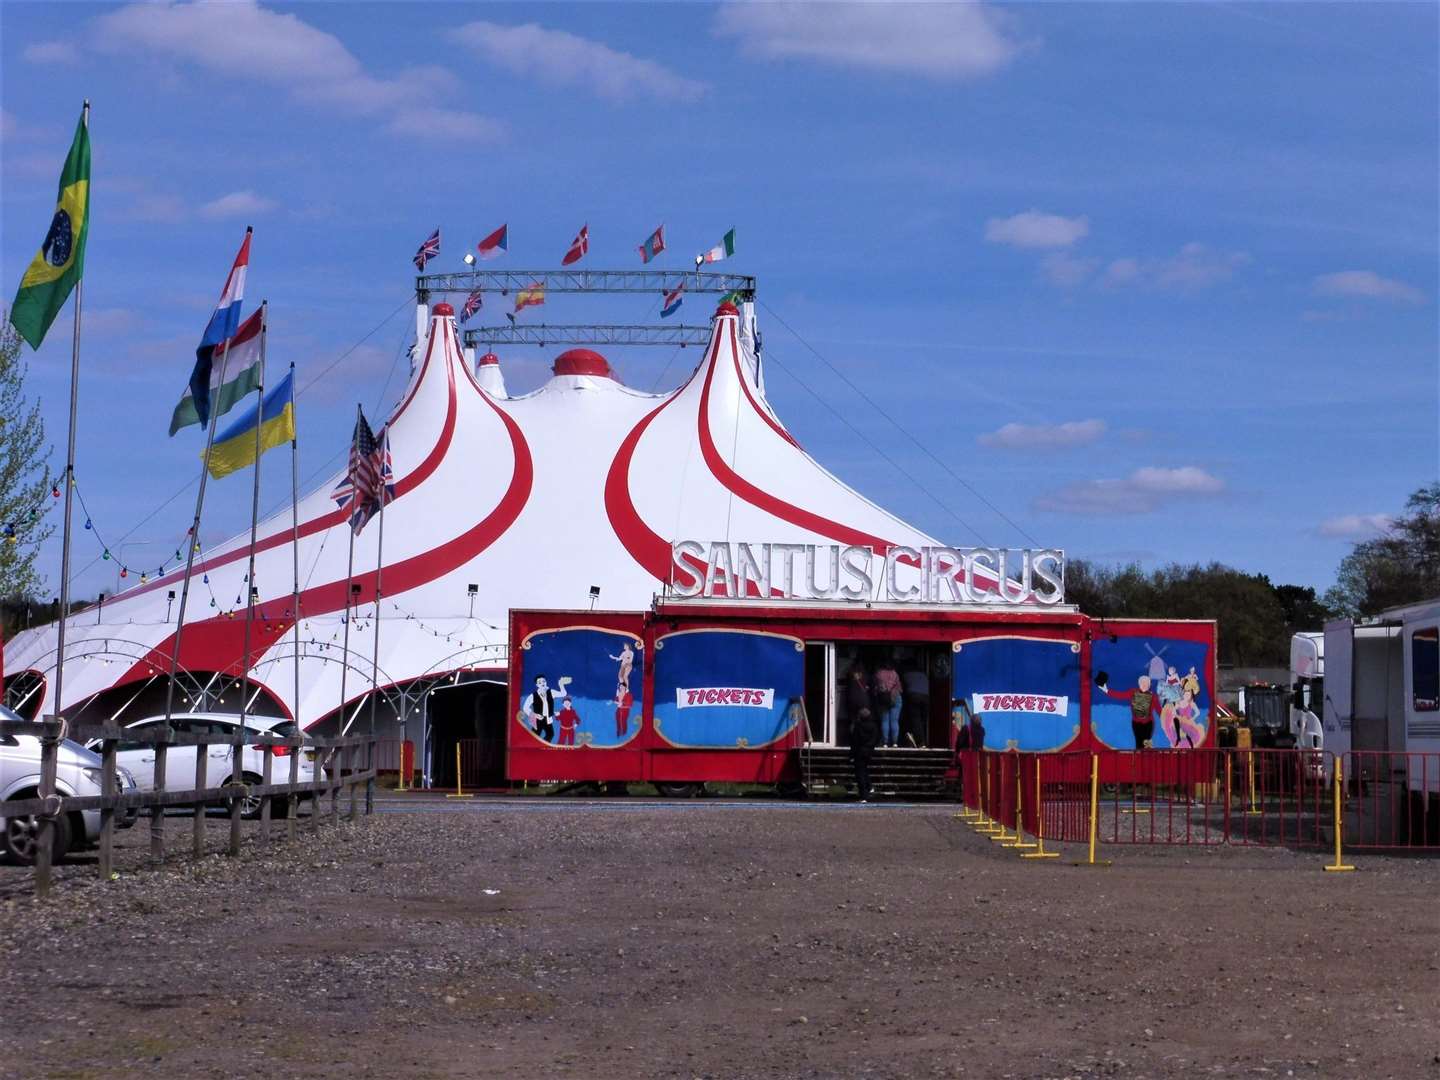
[839,544,875,600]
[671,540,706,598]
[1031,550,1065,605]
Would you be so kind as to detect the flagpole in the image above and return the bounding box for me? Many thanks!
[163,227,252,748]
[337,405,359,739]
[366,474,385,814]
[234,301,267,848]
[41,100,89,894]
[287,360,302,838]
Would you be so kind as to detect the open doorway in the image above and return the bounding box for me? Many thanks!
[428,676,508,789]
[832,642,952,748]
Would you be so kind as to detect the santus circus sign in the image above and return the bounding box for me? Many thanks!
[668,541,1065,606]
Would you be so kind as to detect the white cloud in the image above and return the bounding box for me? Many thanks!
[198,190,277,220]
[979,419,1107,450]
[1101,243,1249,292]
[450,22,706,103]
[1313,270,1424,305]
[985,210,1089,249]
[83,308,143,336]
[713,1,1023,80]
[385,108,506,142]
[1035,466,1225,515]
[90,1,497,140]
[1317,513,1392,540]
[120,193,190,224]
[23,40,80,65]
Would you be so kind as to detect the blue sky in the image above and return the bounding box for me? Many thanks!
[2,1,1436,600]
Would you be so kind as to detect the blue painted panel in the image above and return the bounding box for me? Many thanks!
[518,627,643,748]
[1092,636,1211,750]
[652,631,805,749]
[950,637,1081,751]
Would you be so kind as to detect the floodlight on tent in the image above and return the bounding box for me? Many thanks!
[588,585,601,611]
[463,253,476,266]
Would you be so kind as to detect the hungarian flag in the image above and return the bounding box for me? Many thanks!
[477,224,508,260]
[10,106,90,350]
[170,305,263,436]
[562,224,588,266]
[698,228,735,265]
[514,283,545,313]
[460,289,483,323]
[638,225,665,264]
[661,280,684,318]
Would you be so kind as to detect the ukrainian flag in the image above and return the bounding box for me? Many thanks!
[203,371,295,479]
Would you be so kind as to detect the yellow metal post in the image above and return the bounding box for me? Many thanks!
[1246,750,1261,815]
[1004,754,1037,850]
[987,758,1014,841]
[1073,753,1111,867]
[975,755,1001,834]
[445,742,473,799]
[395,741,407,792]
[1022,758,1059,859]
[1323,759,1356,873]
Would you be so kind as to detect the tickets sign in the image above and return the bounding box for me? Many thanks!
[971,693,1069,715]
[677,687,776,709]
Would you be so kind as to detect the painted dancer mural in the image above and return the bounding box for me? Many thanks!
[1092,635,1212,750]
[517,627,645,748]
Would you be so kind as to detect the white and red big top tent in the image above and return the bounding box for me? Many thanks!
[6,300,1013,729]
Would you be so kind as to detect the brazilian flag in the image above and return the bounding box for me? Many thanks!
[10,106,90,350]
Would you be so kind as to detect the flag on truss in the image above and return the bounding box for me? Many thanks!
[637,225,665,264]
[477,224,508,260]
[514,283,545,313]
[561,224,588,266]
[413,228,440,271]
[661,280,684,318]
[460,289,483,323]
[698,228,735,265]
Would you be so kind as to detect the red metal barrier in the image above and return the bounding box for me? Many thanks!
[1342,752,1440,849]
[373,739,415,779]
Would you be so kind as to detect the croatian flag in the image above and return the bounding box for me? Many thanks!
[661,280,684,318]
[638,225,665,264]
[186,228,251,430]
[477,224,508,260]
[562,224,588,266]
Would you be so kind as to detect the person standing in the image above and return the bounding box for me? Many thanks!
[902,664,930,747]
[873,658,902,748]
[846,665,878,802]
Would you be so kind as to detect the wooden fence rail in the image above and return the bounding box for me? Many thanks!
[0,717,376,899]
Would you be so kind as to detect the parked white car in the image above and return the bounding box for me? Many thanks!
[1,704,139,866]
[92,712,315,819]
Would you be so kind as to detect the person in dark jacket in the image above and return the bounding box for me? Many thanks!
[846,665,879,802]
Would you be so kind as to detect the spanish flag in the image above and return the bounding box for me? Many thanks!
[514,283,545,313]
[10,106,90,350]
[203,370,296,479]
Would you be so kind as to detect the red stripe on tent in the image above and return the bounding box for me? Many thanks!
[120,382,533,689]
[115,319,459,607]
[605,397,680,582]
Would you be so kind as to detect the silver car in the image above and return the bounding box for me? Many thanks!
[1,706,139,866]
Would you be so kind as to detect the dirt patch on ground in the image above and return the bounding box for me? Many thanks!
[2,799,1437,1079]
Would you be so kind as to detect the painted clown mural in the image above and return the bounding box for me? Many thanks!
[1091,634,1212,750]
[517,627,644,748]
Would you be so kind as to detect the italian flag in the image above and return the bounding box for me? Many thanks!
[10,108,89,350]
[699,228,735,264]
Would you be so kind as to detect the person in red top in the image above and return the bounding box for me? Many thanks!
[557,697,582,747]
[614,686,634,737]
[1096,672,1161,748]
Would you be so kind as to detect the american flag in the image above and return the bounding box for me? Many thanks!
[413,228,441,271]
[460,289,483,323]
[332,410,393,535]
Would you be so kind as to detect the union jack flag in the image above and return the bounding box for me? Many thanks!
[460,289,483,323]
[413,228,441,271]
[332,410,394,535]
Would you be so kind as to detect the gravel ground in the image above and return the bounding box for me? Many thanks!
[1,797,1437,1080]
